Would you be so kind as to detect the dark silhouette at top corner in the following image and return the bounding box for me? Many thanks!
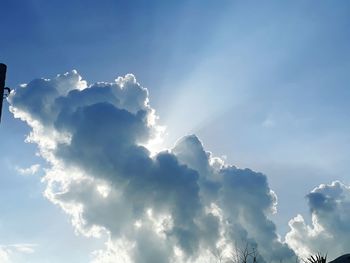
[0,63,12,123]
[329,254,350,263]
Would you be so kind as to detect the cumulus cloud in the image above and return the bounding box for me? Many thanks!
[286,181,350,260]
[9,70,296,262]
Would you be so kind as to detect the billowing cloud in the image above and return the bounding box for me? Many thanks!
[9,70,296,262]
[286,181,350,260]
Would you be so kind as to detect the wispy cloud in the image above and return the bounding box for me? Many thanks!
[0,243,37,262]
[15,164,40,176]
[262,117,276,128]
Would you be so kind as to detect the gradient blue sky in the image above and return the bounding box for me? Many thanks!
[1,1,350,262]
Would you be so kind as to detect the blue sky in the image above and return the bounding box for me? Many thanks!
[1,1,350,262]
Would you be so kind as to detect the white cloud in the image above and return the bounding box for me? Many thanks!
[11,244,36,254]
[0,244,37,263]
[286,181,350,260]
[0,247,10,263]
[10,70,298,262]
[15,164,40,176]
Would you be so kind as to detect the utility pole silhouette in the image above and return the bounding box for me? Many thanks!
[0,63,11,123]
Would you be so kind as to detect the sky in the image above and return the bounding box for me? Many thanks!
[0,1,350,262]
